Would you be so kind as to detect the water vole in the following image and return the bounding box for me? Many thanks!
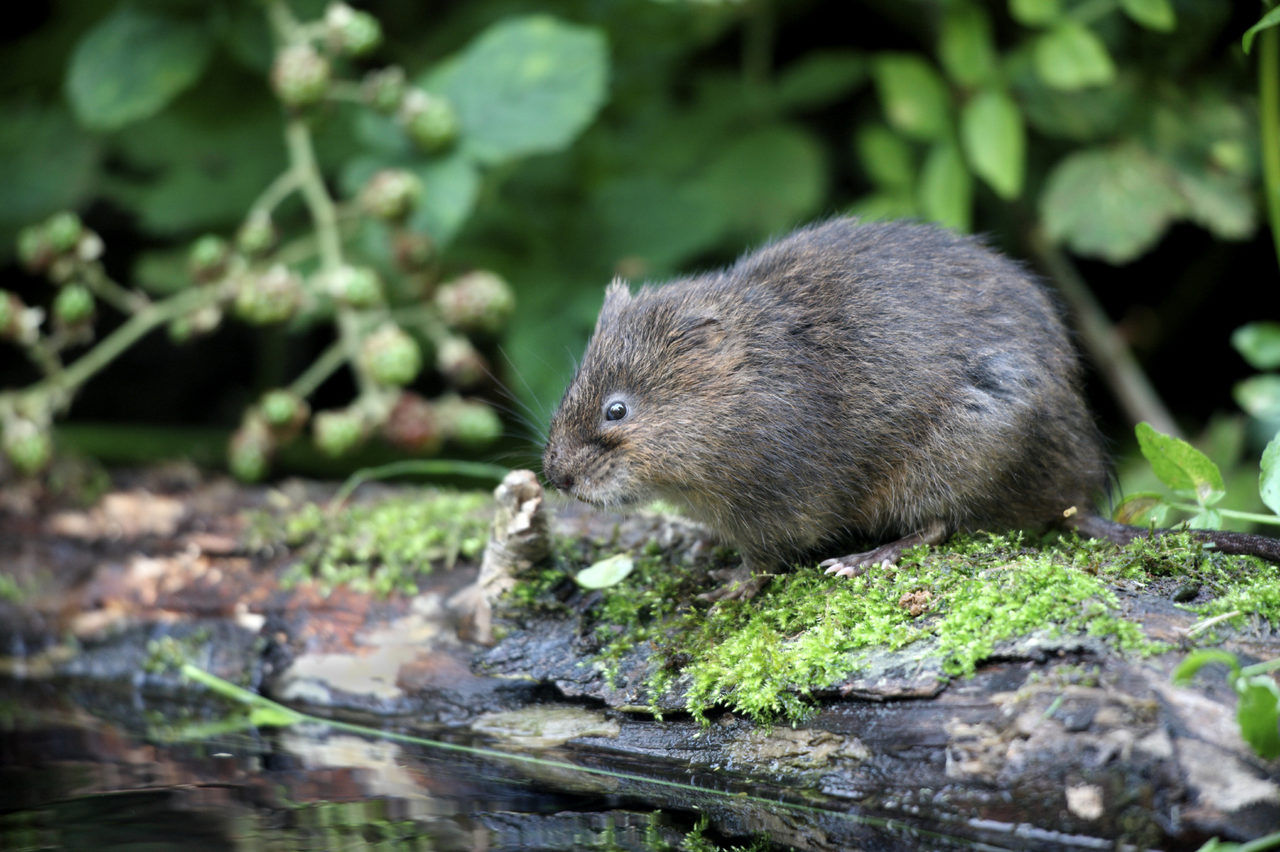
[541,218,1276,598]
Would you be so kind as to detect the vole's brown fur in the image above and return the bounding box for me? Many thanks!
[541,218,1265,599]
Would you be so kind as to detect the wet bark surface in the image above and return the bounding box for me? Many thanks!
[1,466,1278,851]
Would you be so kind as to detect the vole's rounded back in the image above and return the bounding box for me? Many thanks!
[543,218,1108,587]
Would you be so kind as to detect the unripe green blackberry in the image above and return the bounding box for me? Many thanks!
[360,323,422,386]
[271,43,332,109]
[189,234,231,282]
[17,225,53,273]
[0,291,20,338]
[436,395,502,448]
[3,419,52,474]
[361,66,406,114]
[313,407,366,457]
[382,391,444,455]
[400,89,459,153]
[392,231,435,272]
[358,169,422,221]
[325,2,382,57]
[434,271,515,335]
[436,335,487,387]
[234,265,304,325]
[260,389,309,433]
[53,283,94,326]
[168,304,223,343]
[236,212,276,257]
[44,212,84,254]
[228,417,274,482]
[325,264,384,308]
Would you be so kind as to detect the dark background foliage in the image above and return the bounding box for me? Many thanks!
[1,0,1277,499]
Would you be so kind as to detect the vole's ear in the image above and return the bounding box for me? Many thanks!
[597,278,633,326]
[670,316,725,351]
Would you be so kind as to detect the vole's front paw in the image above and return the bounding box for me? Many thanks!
[698,565,769,602]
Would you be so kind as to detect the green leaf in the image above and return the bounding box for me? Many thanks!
[700,124,826,237]
[1186,509,1222,530]
[1236,677,1280,759]
[1135,422,1226,506]
[1172,649,1240,685]
[774,51,866,110]
[856,124,916,190]
[1010,50,1133,142]
[939,2,998,87]
[1234,375,1280,421]
[873,53,950,141]
[1232,323,1280,370]
[1119,0,1175,32]
[960,90,1025,199]
[1170,167,1255,242]
[575,553,635,589]
[424,15,608,166]
[1033,22,1115,90]
[409,153,481,245]
[66,6,214,130]
[1243,6,1280,54]
[1040,145,1185,263]
[918,138,972,232]
[1260,433,1280,516]
[1112,492,1165,526]
[0,102,97,232]
[1009,0,1061,27]
[584,177,728,272]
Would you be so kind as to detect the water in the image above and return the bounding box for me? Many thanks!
[0,678,1152,851]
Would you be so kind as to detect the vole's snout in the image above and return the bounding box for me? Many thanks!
[541,446,574,493]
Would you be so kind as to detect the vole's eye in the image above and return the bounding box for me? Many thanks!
[605,400,628,422]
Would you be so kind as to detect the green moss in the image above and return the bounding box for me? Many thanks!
[1192,560,1280,628]
[542,530,1266,725]
[245,489,490,595]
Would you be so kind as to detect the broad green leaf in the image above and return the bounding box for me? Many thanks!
[856,125,915,190]
[1010,50,1133,142]
[700,124,826,237]
[846,191,919,222]
[1231,323,1280,370]
[1171,168,1255,242]
[1243,6,1280,54]
[1234,375,1280,421]
[409,153,481,245]
[584,177,728,272]
[774,51,866,110]
[423,15,608,166]
[1237,678,1280,759]
[66,6,214,130]
[1172,649,1241,685]
[1260,432,1280,516]
[576,553,634,589]
[960,90,1025,199]
[133,248,190,297]
[0,102,97,231]
[1009,0,1060,27]
[1119,0,1175,32]
[1033,22,1115,90]
[1040,145,1185,263]
[939,2,998,87]
[1113,492,1165,526]
[918,138,972,232]
[873,54,950,141]
[1134,422,1226,506]
[1186,509,1222,530]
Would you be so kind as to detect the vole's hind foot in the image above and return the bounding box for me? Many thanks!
[821,520,948,579]
[697,565,770,602]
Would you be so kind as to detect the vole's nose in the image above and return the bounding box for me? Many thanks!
[542,448,574,492]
